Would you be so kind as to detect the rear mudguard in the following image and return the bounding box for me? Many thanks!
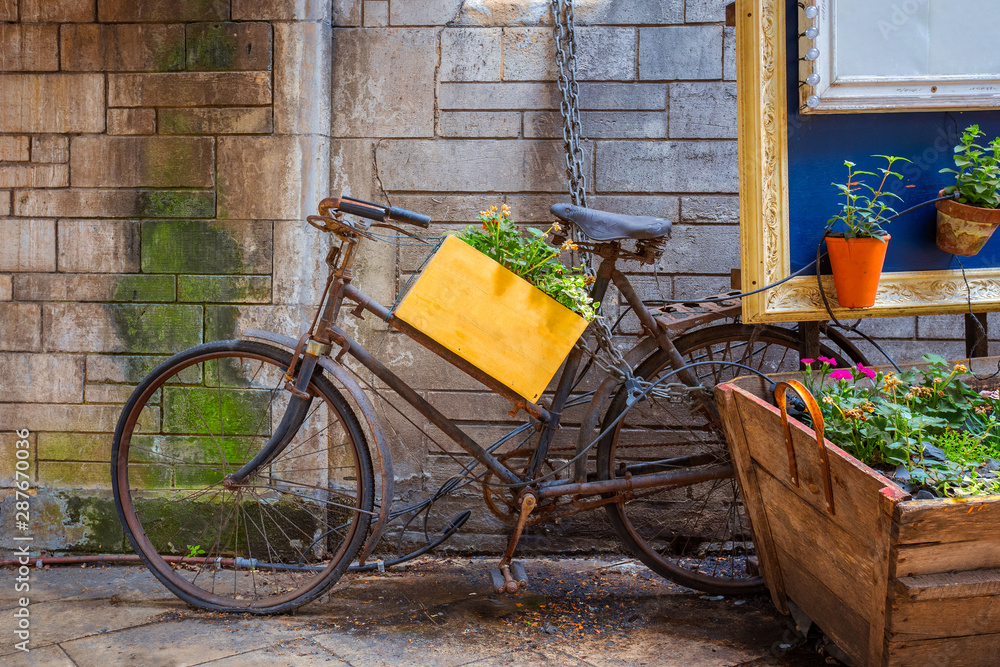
[242,329,394,564]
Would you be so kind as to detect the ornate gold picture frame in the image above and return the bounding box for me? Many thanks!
[737,0,1000,323]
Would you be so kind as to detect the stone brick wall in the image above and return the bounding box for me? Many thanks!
[1,0,995,557]
[0,0,332,554]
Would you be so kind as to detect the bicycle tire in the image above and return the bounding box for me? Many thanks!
[596,323,866,595]
[111,339,375,614]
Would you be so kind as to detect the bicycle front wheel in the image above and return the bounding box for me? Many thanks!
[111,340,374,614]
[596,323,864,595]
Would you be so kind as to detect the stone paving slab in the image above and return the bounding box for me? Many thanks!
[0,557,829,666]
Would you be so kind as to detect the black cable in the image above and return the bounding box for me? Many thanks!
[954,255,1000,381]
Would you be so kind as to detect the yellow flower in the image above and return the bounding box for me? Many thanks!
[955,363,969,373]
[551,221,562,231]
[489,204,498,212]
[822,396,835,405]
[561,240,578,251]
[583,275,596,285]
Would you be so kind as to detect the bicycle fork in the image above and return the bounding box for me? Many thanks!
[225,336,324,485]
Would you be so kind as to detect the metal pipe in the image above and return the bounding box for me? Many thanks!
[538,462,734,499]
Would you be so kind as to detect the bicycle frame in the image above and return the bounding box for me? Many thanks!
[285,229,735,508]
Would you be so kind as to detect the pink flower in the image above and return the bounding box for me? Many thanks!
[830,369,854,381]
[800,358,815,365]
[818,356,837,366]
[856,363,877,380]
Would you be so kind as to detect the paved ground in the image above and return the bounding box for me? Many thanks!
[0,556,836,666]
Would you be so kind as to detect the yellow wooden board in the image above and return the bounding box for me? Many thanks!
[394,235,589,403]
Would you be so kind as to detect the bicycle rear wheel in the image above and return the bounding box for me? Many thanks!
[596,323,865,594]
[111,340,374,614]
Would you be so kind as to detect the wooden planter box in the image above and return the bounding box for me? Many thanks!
[394,235,589,403]
[715,367,1000,666]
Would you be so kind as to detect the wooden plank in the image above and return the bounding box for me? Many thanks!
[894,497,1000,545]
[887,632,1000,666]
[754,464,876,619]
[776,542,871,667]
[394,235,589,403]
[894,569,1000,602]
[889,595,1000,641]
[894,539,1000,577]
[867,490,898,667]
[731,389,905,537]
[715,384,788,613]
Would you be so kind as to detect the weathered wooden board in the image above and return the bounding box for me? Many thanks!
[776,542,871,666]
[394,234,589,403]
[754,464,876,616]
[894,540,1000,578]
[889,593,1000,640]
[886,632,1000,667]
[714,387,788,612]
[894,497,1000,545]
[894,569,1000,602]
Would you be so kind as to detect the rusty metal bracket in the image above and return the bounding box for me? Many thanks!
[773,380,835,516]
[241,329,395,564]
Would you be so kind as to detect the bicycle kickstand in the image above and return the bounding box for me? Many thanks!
[489,491,536,594]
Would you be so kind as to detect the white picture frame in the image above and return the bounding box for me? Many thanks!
[799,0,1000,114]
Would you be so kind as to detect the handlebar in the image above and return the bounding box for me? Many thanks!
[318,196,431,228]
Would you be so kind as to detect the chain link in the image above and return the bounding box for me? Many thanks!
[551,0,587,209]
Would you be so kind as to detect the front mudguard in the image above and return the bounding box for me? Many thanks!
[242,329,394,564]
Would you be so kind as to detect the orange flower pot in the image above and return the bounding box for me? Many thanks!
[825,234,889,309]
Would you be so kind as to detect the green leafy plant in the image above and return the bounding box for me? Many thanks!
[940,124,1000,209]
[802,354,1000,497]
[186,544,206,558]
[828,155,910,240]
[457,203,599,320]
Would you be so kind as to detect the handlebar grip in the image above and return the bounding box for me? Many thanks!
[387,206,431,228]
[339,200,386,222]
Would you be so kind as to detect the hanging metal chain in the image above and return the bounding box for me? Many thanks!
[551,0,587,209]
[551,0,636,386]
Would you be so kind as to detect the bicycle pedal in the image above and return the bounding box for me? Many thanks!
[489,568,507,594]
[510,561,528,588]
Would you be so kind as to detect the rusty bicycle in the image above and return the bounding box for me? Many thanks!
[111,195,868,613]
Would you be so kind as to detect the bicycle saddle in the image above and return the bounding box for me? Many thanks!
[550,203,671,242]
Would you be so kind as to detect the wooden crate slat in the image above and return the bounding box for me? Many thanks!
[754,464,877,616]
[894,540,1000,578]
[775,542,871,666]
[894,497,1000,545]
[715,386,788,612]
[894,569,1000,602]
[889,594,1000,641]
[886,631,1000,666]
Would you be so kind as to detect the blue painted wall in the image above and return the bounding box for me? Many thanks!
[785,0,1000,273]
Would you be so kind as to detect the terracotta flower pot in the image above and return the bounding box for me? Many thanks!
[935,191,1000,256]
[825,233,889,309]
